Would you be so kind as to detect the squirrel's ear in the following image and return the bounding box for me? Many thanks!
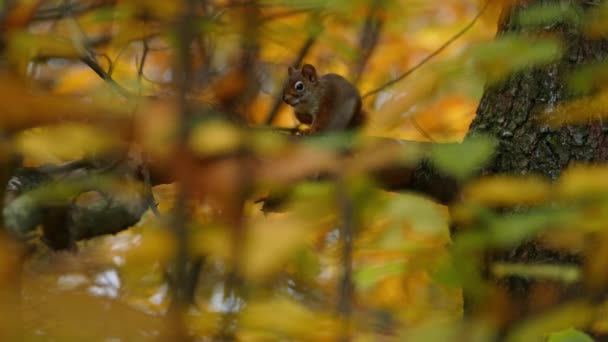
[288,66,295,76]
[301,64,317,82]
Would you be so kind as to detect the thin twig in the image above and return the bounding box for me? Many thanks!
[185,256,205,304]
[337,180,354,342]
[362,1,489,99]
[410,117,436,142]
[353,0,383,84]
[96,53,113,72]
[108,44,127,76]
[58,1,133,98]
[142,162,161,217]
[137,40,149,84]
[136,40,160,217]
[80,56,132,97]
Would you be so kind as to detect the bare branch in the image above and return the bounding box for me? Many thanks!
[80,56,132,97]
[137,40,150,85]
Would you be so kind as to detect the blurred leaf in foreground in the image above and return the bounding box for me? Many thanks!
[189,119,243,157]
[567,62,608,96]
[556,165,608,200]
[487,209,575,248]
[492,263,580,284]
[16,123,122,164]
[548,328,594,342]
[0,74,127,133]
[355,260,406,291]
[506,301,593,342]
[240,296,338,340]
[431,135,497,180]
[243,214,313,279]
[517,3,582,28]
[467,35,562,84]
[463,175,551,207]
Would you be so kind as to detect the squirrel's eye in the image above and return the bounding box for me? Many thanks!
[294,81,304,91]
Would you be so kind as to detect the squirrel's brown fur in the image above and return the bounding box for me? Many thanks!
[282,64,365,133]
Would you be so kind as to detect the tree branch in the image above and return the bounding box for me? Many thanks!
[80,56,132,97]
[3,136,462,249]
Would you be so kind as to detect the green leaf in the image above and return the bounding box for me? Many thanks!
[303,131,358,151]
[492,263,580,284]
[518,4,582,28]
[355,260,406,290]
[433,257,462,288]
[289,181,336,218]
[384,193,446,234]
[292,247,321,281]
[506,302,593,342]
[548,328,594,342]
[468,35,562,83]
[567,62,608,95]
[488,208,575,247]
[431,135,497,180]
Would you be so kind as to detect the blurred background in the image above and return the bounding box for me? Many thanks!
[2,0,606,341]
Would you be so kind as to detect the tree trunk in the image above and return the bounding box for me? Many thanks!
[465,0,608,336]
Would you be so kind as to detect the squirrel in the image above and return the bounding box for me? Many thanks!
[282,64,365,134]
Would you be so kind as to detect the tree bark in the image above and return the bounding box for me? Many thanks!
[465,0,608,336]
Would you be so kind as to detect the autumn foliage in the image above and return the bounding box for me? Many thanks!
[2,0,608,341]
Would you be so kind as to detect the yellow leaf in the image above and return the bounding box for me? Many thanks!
[135,99,178,159]
[53,65,104,94]
[242,214,312,279]
[464,175,551,207]
[8,32,80,74]
[542,90,608,126]
[190,225,232,262]
[507,301,593,342]
[240,297,338,340]
[125,227,175,264]
[557,165,608,200]
[15,123,122,164]
[188,120,242,156]
[371,71,441,132]
[0,74,128,132]
[187,310,222,338]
